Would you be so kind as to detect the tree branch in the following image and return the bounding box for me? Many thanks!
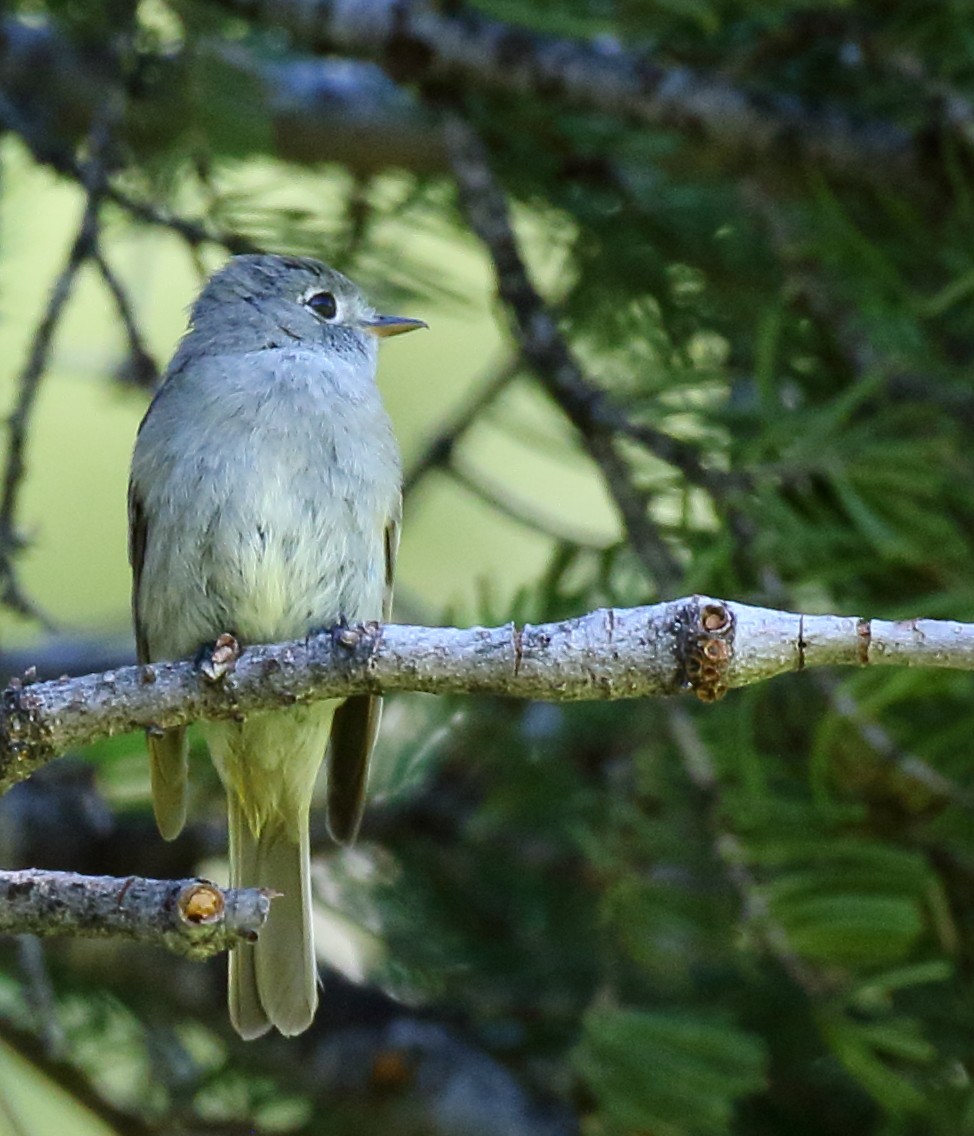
[402,354,519,497]
[3,598,974,794]
[448,454,612,548]
[0,96,119,626]
[90,247,159,391]
[442,111,684,591]
[204,0,930,195]
[0,195,97,627]
[0,16,442,175]
[0,871,270,959]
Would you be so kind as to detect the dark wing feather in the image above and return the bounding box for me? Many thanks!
[326,510,400,845]
[129,478,188,841]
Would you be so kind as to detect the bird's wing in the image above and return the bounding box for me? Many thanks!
[326,504,400,844]
[129,477,188,841]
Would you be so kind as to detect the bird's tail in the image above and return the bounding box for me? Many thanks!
[227,795,318,1039]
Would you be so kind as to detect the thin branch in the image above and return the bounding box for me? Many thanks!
[103,184,259,255]
[402,354,520,497]
[601,411,745,503]
[448,455,612,548]
[16,935,65,1057]
[441,111,683,592]
[90,248,159,391]
[812,671,972,809]
[0,91,258,257]
[4,598,974,793]
[0,870,270,960]
[0,133,108,627]
[586,431,683,589]
[0,227,90,544]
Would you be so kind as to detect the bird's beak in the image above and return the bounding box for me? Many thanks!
[361,315,428,338]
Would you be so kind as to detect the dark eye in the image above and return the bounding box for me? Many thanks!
[306,291,337,320]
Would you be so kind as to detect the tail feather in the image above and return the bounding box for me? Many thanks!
[148,726,188,841]
[228,797,271,1040]
[327,693,382,844]
[227,797,318,1040]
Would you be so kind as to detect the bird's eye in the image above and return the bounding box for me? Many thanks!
[306,291,338,320]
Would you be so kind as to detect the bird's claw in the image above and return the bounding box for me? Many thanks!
[198,632,241,682]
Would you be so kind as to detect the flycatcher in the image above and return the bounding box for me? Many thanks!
[129,254,424,1038]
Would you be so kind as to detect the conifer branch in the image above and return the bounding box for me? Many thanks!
[207,0,930,193]
[0,113,114,627]
[442,111,684,592]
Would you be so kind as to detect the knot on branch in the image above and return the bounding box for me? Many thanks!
[680,599,733,702]
[176,880,226,926]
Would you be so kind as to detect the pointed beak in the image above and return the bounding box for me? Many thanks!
[361,314,428,339]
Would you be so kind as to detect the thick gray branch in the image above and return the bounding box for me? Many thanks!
[3,598,974,794]
[0,16,440,175]
[208,0,927,193]
[0,871,270,959]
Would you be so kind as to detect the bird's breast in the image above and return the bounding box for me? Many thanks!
[135,348,399,657]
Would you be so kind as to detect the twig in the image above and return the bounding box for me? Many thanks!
[16,935,65,1057]
[403,355,520,496]
[448,455,611,548]
[442,111,683,592]
[601,411,744,502]
[0,90,257,256]
[0,870,270,960]
[812,671,971,808]
[103,185,259,254]
[5,598,974,792]
[90,248,159,390]
[0,141,106,627]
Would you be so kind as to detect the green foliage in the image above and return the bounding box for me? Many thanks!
[575,1008,767,1136]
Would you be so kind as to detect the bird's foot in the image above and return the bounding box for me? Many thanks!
[197,632,241,682]
[331,617,361,650]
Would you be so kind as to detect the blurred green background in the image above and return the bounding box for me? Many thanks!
[4,2,974,1135]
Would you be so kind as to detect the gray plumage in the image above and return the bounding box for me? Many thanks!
[129,254,422,1038]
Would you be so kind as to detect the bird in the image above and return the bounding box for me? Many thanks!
[128,253,425,1038]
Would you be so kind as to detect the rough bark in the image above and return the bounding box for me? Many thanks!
[3,598,973,794]
[0,870,270,959]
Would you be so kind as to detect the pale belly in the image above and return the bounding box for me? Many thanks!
[141,469,389,659]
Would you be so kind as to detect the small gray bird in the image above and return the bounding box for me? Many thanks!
[128,254,424,1038]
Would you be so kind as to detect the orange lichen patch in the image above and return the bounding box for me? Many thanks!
[179,882,225,924]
